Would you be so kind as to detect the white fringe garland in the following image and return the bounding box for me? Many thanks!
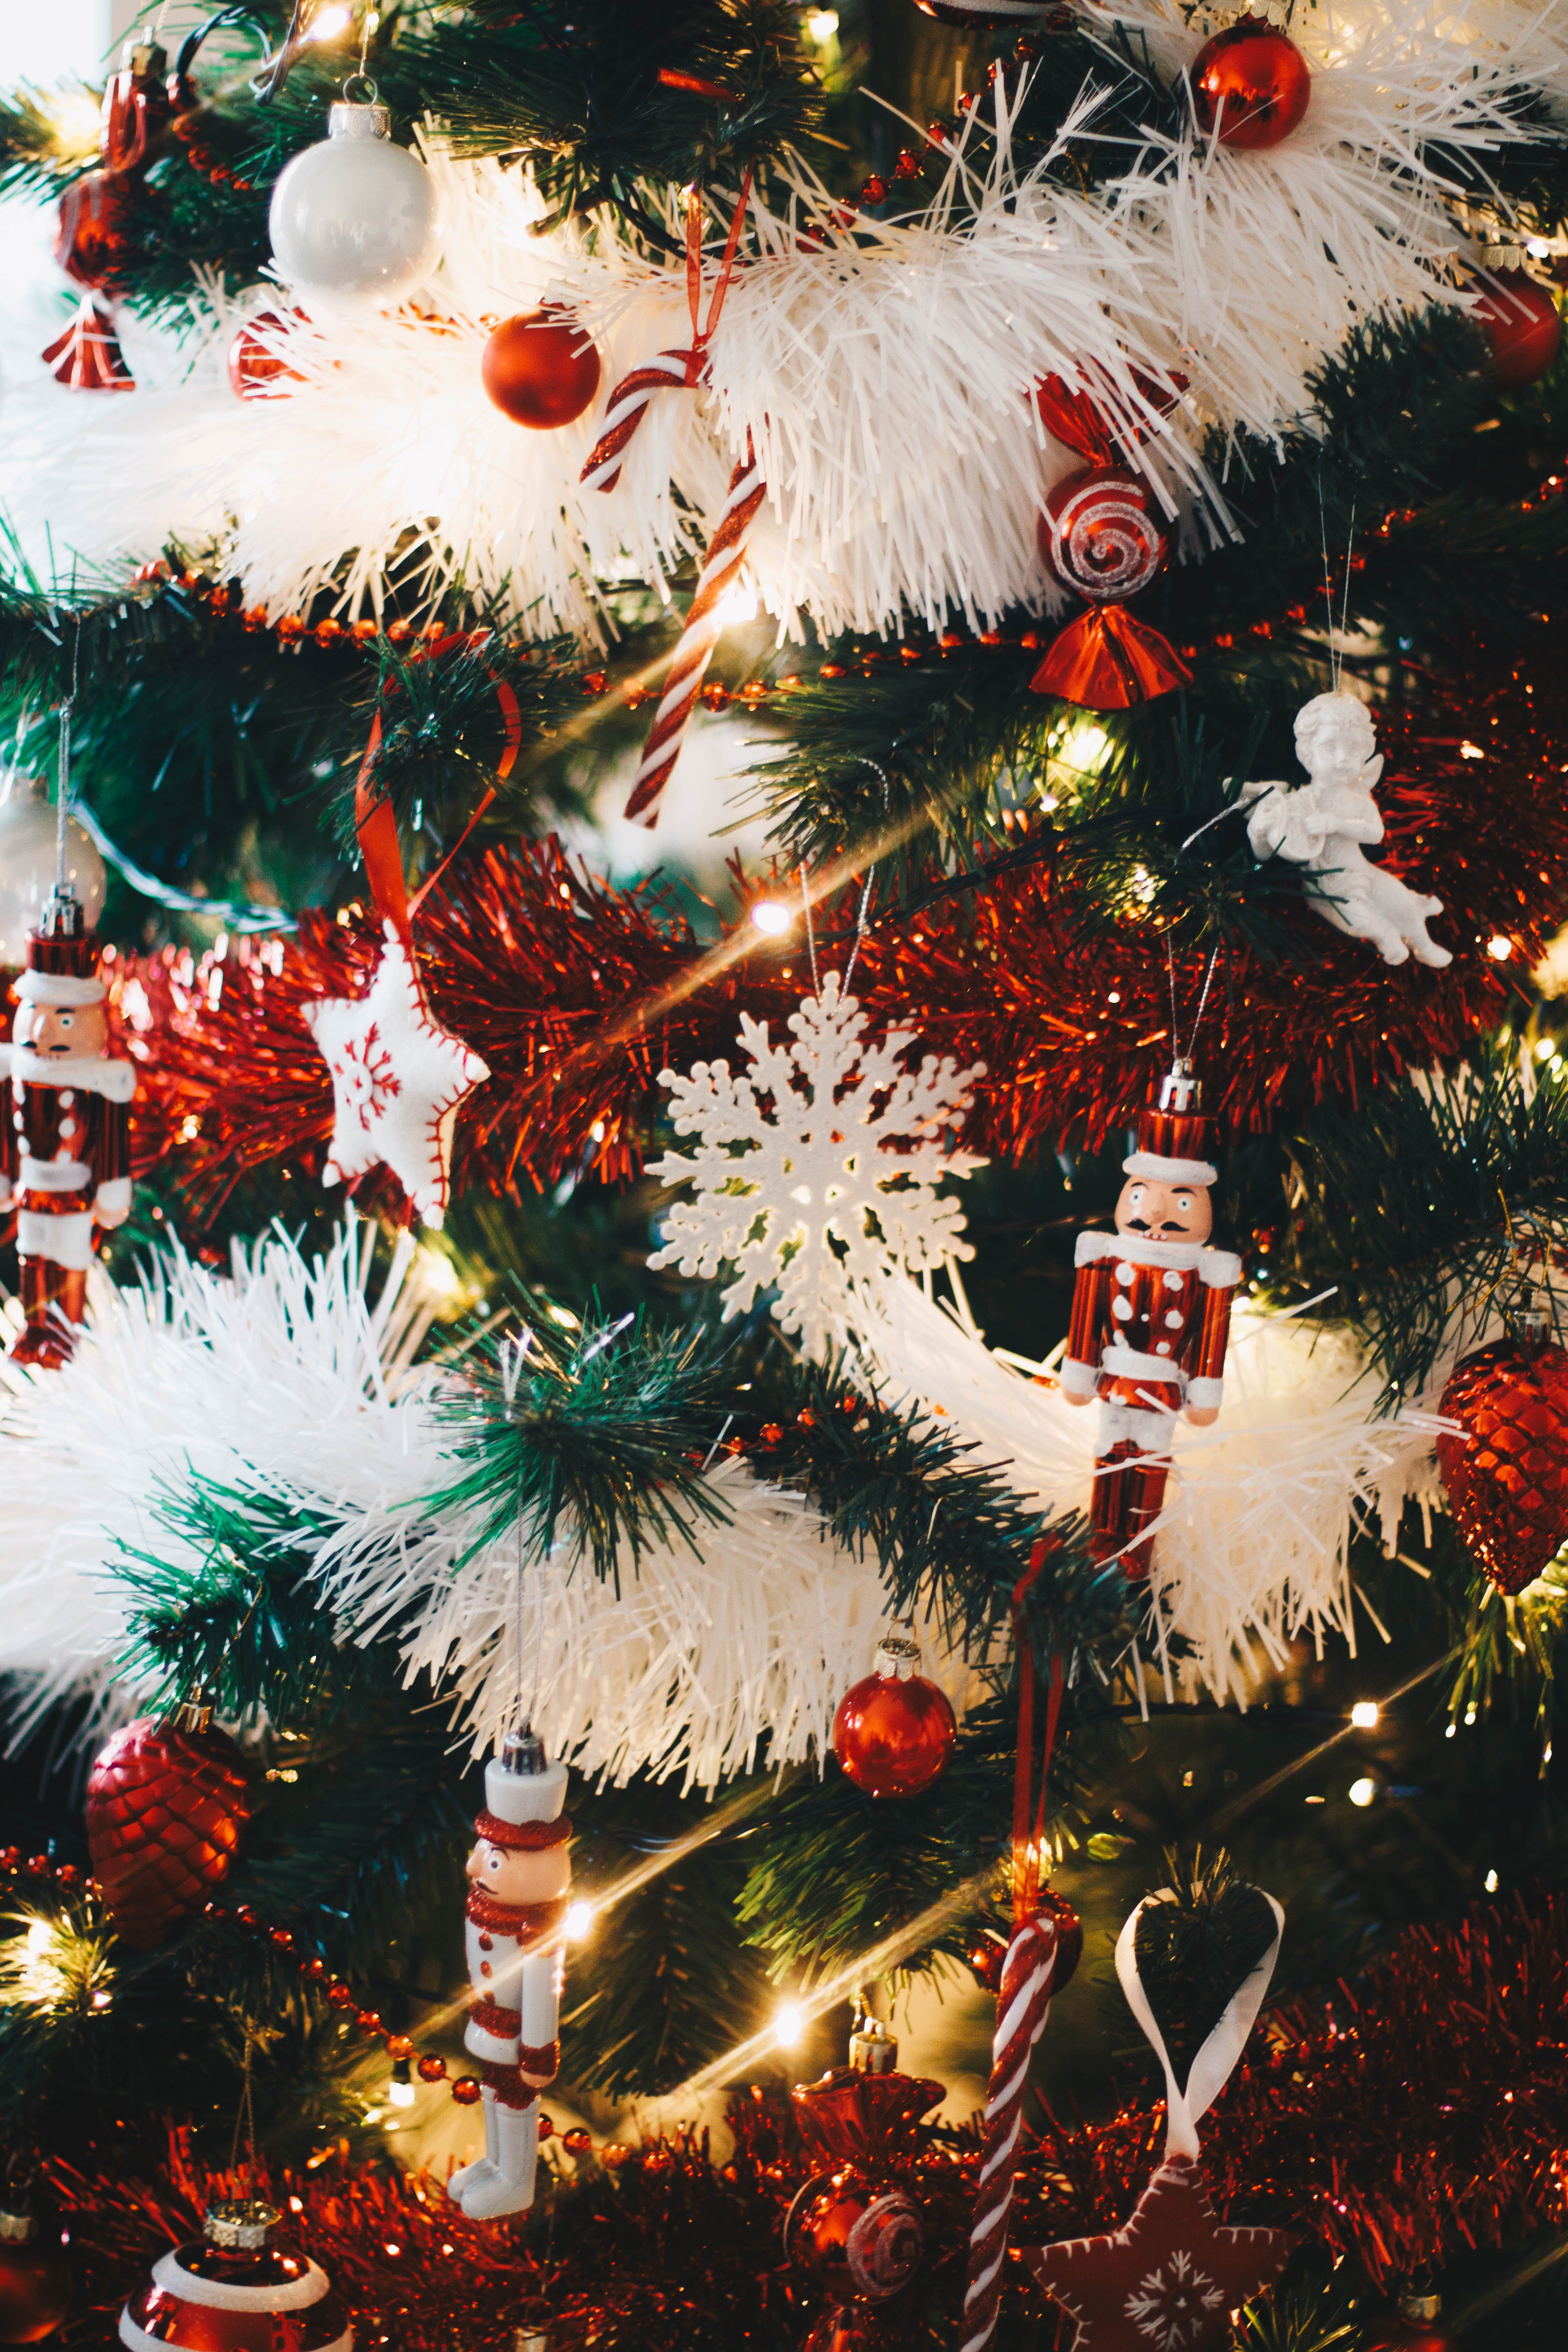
[0,0,1563,638]
[854,1273,1449,1706]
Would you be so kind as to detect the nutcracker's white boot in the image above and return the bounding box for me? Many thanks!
[457,2096,539,2219]
[446,2086,500,2203]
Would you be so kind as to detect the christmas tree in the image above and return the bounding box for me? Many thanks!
[0,3,1566,2348]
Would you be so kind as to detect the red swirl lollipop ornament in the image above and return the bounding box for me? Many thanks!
[1030,373,1192,710]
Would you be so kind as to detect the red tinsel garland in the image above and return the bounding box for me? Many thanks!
[112,652,1568,1221]
[38,1898,1568,2350]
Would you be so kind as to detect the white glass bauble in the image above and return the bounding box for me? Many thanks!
[269,97,440,302]
[0,777,107,966]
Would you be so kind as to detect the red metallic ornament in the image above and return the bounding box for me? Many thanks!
[832,1627,956,1798]
[482,309,602,430]
[85,1710,249,1949]
[118,2200,350,2352]
[101,40,172,174]
[971,1885,1083,1996]
[228,310,308,401]
[0,2216,71,2345]
[53,171,140,297]
[1436,1322,1568,1595]
[41,299,134,392]
[784,2178,923,2301]
[1471,270,1563,391]
[1190,16,1312,151]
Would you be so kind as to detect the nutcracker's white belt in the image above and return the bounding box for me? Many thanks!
[1102,1345,1188,1385]
[20,1156,90,1191]
[17,1211,94,1269]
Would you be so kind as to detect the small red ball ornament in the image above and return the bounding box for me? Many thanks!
[1437,1319,1568,1595]
[118,2200,350,2352]
[481,308,601,429]
[1038,465,1168,603]
[0,2214,71,2344]
[832,1626,956,1799]
[1471,270,1563,391]
[1361,2290,1454,2352]
[85,1710,249,1950]
[1191,17,1312,151]
[228,310,308,401]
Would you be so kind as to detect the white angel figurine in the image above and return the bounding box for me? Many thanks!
[1240,692,1452,968]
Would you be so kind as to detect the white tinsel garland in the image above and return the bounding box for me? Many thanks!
[0,0,1561,638]
[855,1273,1448,1705]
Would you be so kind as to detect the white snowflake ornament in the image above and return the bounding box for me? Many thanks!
[647,972,984,1355]
[303,920,489,1230]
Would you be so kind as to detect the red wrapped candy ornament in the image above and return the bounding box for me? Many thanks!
[1190,14,1312,151]
[1031,373,1192,710]
[832,1624,956,1798]
[86,1706,250,1949]
[1436,1309,1568,1596]
[42,34,169,392]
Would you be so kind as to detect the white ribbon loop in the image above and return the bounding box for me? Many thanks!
[1114,1887,1284,2163]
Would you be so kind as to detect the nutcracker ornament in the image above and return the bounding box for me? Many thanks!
[0,889,134,1368]
[1061,1062,1239,1577]
[447,1727,571,2220]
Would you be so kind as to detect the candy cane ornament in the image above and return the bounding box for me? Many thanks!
[960,1911,1060,2352]
[622,436,766,826]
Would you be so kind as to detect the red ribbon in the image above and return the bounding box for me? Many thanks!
[1011,1538,1064,1929]
[679,170,754,387]
[354,633,522,948]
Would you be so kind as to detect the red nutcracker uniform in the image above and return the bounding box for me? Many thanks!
[0,898,134,1368]
[1061,1065,1240,1579]
[448,1730,569,2221]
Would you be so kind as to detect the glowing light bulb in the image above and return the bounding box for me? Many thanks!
[309,4,353,40]
[1350,1701,1379,1728]
[565,1900,596,1941]
[750,902,792,936]
[416,1247,460,1298]
[1348,1777,1376,1808]
[1485,1868,1499,1892]
[806,8,840,39]
[25,1919,52,1956]
[715,582,758,628]
[387,2077,416,2109]
[774,2001,805,2049]
[1488,935,1514,961]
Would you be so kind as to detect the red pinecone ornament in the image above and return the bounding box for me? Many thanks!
[86,1714,249,1948]
[1437,1333,1568,1595]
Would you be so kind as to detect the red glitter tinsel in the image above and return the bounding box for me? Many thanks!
[38,1898,1568,2350]
[113,651,1568,1223]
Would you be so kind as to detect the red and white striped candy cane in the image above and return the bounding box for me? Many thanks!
[579,348,702,494]
[960,1911,1059,2352]
[579,171,753,497]
[622,435,766,826]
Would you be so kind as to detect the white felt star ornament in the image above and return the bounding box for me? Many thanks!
[304,920,489,1230]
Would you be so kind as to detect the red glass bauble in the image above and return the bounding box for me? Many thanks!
[85,1715,249,1949]
[481,308,601,429]
[1191,18,1312,151]
[120,2204,350,2352]
[0,2220,71,2344]
[1037,465,1168,604]
[53,171,140,295]
[1436,1334,1568,1595]
[1471,270,1562,391]
[832,1635,956,1798]
[784,2175,923,2301]
[228,310,308,401]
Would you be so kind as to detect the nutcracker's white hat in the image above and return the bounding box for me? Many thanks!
[478,1730,569,1847]
[13,968,106,1010]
